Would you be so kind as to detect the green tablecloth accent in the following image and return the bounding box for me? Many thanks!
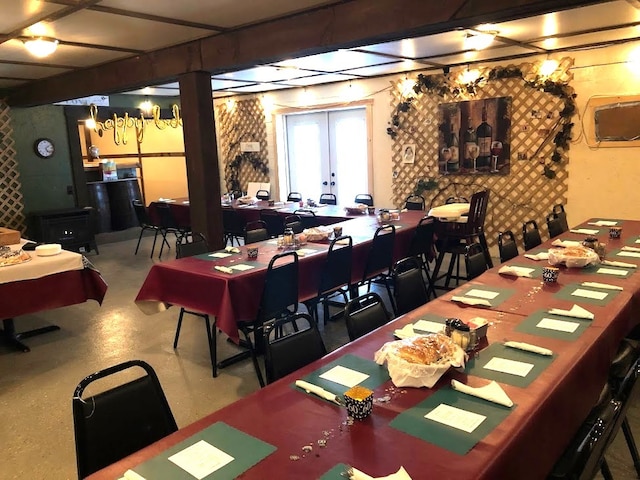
[515,309,590,340]
[132,422,276,480]
[582,263,632,278]
[390,387,514,455]
[320,463,350,479]
[502,263,543,278]
[296,354,390,398]
[456,286,516,307]
[554,282,621,306]
[625,236,640,246]
[464,343,555,387]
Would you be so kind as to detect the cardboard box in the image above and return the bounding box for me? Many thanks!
[0,227,21,246]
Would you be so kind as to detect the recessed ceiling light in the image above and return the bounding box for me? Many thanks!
[23,37,59,58]
[464,31,497,51]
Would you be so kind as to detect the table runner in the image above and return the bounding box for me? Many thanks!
[554,282,621,306]
[515,310,591,341]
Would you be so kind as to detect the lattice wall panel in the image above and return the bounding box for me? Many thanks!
[391,61,570,251]
[0,100,25,232]
[216,98,269,192]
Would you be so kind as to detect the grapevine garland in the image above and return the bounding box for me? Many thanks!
[388,64,577,179]
[225,151,269,194]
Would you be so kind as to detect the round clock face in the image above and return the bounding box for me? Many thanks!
[35,138,55,158]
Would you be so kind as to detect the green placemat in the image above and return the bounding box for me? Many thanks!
[554,282,621,306]
[625,236,640,246]
[581,263,632,278]
[515,309,591,341]
[464,343,555,387]
[609,248,640,265]
[413,313,448,333]
[296,354,390,398]
[320,463,350,479]
[455,286,515,307]
[390,387,514,455]
[195,251,242,261]
[587,218,625,226]
[132,422,276,480]
[501,263,543,278]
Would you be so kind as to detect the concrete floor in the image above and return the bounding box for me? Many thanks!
[1,230,639,479]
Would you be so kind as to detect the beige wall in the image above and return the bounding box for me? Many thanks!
[214,39,640,222]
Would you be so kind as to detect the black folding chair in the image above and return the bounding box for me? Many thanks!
[345,292,391,341]
[284,214,304,234]
[393,256,429,316]
[294,209,319,229]
[523,220,542,251]
[319,193,337,205]
[553,204,569,232]
[260,209,285,237]
[465,242,488,280]
[287,192,303,203]
[155,202,191,258]
[132,200,168,258]
[498,230,519,263]
[222,209,246,246]
[357,225,395,306]
[256,189,270,200]
[354,193,374,206]
[72,360,177,479]
[404,194,425,211]
[547,212,565,239]
[244,220,270,244]
[263,313,326,384]
[407,216,437,299]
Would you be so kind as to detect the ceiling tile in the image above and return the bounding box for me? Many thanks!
[273,50,395,72]
[342,60,436,77]
[224,83,293,93]
[0,62,69,79]
[280,73,357,86]
[47,10,213,51]
[218,66,318,83]
[531,26,640,51]
[98,0,339,29]
[0,0,63,33]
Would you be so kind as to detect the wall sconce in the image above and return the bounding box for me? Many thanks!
[23,36,59,58]
[88,103,182,145]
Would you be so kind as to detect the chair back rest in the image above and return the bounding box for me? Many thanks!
[256,189,270,200]
[294,209,319,229]
[287,192,302,203]
[72,360,177,479]
[408,216,435,260]
[522,220,542,251]
[263,313,326,384]
[547,212,565,239]
[354,193,374,206]
[404,194,425,211]
[176,233,208,259]
[498,230,519,263]
[319,193,337,205]
[363,225,396,280]
[284,214,303,234]
[319,235,353,295]
[244,220,269,244]
[465,242,488,279]
[260,210,285,237]
[345,292,390,341]
[132,200,152,226]
[393,256,429,316]
[553,204,569,232]
[155,202,178,229]
[257,251,299,323]
[466,190,490,230]
[222,209,246,235]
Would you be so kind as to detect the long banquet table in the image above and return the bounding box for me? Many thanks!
[94,217,640,479]
[136,210,424,343]
[1,242,108,351]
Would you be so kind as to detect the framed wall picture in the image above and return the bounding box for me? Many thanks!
[402,144,416,164]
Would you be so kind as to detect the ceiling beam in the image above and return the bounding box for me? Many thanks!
[4,0,612,107]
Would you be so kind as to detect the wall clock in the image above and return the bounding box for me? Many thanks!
[34,138,55,158]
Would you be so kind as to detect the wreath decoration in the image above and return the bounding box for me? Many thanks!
[388,64,577,179]
[225,151,269,193]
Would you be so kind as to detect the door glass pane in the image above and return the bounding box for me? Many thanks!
[329,108,368,205]
[285,112,328,202]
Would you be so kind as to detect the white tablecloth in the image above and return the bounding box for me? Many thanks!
[427,203,470,221]
[0,241,84,284]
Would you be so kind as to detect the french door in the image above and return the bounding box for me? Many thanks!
[284,107,369,205]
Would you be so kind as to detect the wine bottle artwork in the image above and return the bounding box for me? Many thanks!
[491,141,503,173]
[468,143,480,174]
[441,147,452,174]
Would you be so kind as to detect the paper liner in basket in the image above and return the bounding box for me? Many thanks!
[547,246,599,268]
[374,334,466,388]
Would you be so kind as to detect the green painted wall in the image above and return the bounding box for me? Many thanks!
[11,105,75,215]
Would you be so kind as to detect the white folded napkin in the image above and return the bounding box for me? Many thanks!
[581,281,623,291]
[601,260,637,268]
[622,246,640,252]
[588,220,617,226]
[524,251,549,261]
[214,265,233,274]
[393,324,417,339]
[123,470,146,480]
[504,341,553,356]
[451,379,513,407]
[570,228,600,235]
[551,239,582,247]
[224,246,240,253]
[498,265,533,277]
[451,296,491,307]
[548,304,594,320]
[352,466,412,480]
